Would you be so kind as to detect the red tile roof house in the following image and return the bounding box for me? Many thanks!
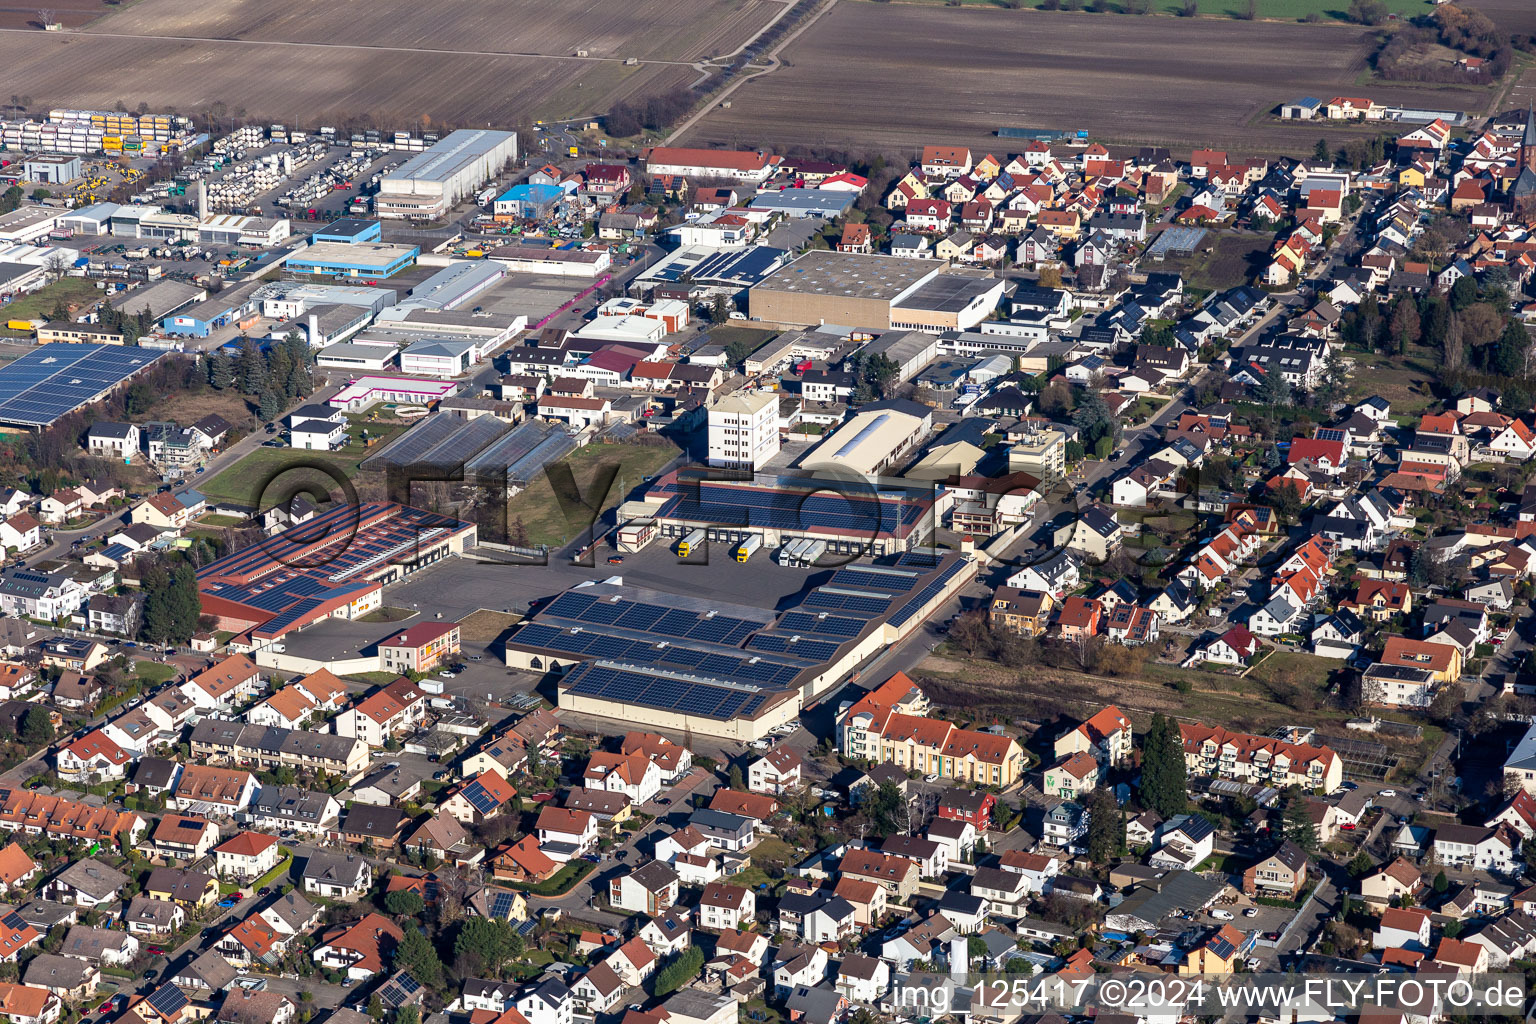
[180,654,262,711]
[1286,434,1348,473]
[311,914,402,982]
[378,621,461,674]
[905,199,953,232]
[56,730,130,783]
[334,678,426,748]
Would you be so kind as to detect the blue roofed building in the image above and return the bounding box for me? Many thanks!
[311,218,383,244]
[493,183,566,220]
[284,240,420,280]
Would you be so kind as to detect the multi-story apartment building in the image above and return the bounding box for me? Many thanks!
[837,671,931,761]
[1179,723,1342,793]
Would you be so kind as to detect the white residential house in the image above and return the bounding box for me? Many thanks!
[969,866,1030,919]
[748,747,803,795]
[698,882,756,931]
[1433,825,1520,874]
[1147,815,1216,871]
[1372,907,1431,952]
[514,978,573,1024]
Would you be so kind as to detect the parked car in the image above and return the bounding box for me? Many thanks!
[1210,909,1234,921]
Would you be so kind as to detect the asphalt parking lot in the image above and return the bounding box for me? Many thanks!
[381,536,837,621]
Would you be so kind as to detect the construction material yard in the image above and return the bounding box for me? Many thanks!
[680,4,1501,156]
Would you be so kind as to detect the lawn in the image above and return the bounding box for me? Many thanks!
[196,415,407,507]
[358,606,415,623]
[505,441,681,549]
[512,859,593,898]
[196,513,246,527]
[1345,347,1441,416]
[345,671,398,686]
[134,662,178,686]
[0,278,103,331]
[747,836,800,873]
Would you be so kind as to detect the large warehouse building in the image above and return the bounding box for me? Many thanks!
[504,552,975,740]
[749,251,1005,332]
[375,130,518,220]
[197,501,477,643]
[636,470,940,558]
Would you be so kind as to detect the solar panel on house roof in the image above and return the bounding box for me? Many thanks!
[0,344,163,427]
[379,973,421,1007]
[489,890,520,919]
[147,985,188,1018]
[462,780,498,814]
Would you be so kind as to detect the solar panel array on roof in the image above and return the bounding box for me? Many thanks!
[379,973,421,1007]
[544,591,766,647]
[514,623,805,687]
[0,344,163,427]
[525,553,968,724]
[743,634,841,662]
[196,502,473,639]
[776,610,867,637]
[562,661,774,720]
[887,556,970,629]
[829,565,920,592]
[147,985,188,1018]
[461,780,498,814]
[649,246,788,285]
[802,588,895,614]
[489,890,520,920]
[894,549,944,569]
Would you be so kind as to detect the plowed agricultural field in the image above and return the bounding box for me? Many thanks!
[0,0,780,124]
[1466,0,1536,36]
[681,3,1500,157]
[90,0,773,63]
[0,0,102,30]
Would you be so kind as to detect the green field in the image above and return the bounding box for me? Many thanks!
[0,278,104,331]
[195,415,406,505]
[867,0,1432,20]
[507,441,681,548]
